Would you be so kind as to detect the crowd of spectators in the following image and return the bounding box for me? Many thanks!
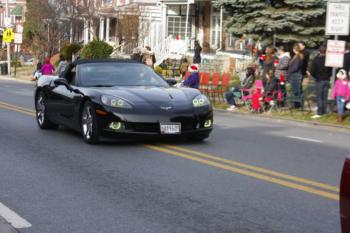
[225,42,350,122]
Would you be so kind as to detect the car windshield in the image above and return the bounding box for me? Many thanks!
[78,62,168,87]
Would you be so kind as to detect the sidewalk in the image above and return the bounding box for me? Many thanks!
[0,74,33,84]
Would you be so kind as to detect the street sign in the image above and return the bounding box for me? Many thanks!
[16,25,23,33]
[326,40,346,67]
[326,2,350,35]
[3,28,14,43]
[4,17,12,28]
[14,33,22,44]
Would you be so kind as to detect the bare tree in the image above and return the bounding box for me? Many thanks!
[62,0,103,41]
[24,0,73,58]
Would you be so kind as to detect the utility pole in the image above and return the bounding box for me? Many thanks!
[5,0,11,76]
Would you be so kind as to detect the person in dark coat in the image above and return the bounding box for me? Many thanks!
[287,44,304,108]
[261,46,276,87]
[343,42,350,74]
[131,48,142,63]
[262,69,278,99]
[193,40,202,64]
[183,64,200,89]
[310,45,332,118]
[298,42,310,78]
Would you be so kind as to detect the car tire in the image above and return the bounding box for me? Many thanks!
[35,91,58,129]
[81,101,99,144]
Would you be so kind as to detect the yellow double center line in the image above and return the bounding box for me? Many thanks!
[0,101,339,201]
[0,101,35,117]
[144,144,339,201]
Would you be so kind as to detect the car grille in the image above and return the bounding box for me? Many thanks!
[125,121,196,133]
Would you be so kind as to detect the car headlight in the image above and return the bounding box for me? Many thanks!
[101,95,132,109]
[192,94,210,108]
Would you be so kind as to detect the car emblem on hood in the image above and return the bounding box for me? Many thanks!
[160,106,172,110]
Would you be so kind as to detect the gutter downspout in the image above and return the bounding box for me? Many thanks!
[216,6,223,54]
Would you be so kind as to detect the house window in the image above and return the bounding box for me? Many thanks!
[210,15,221,48]
[166,4,195,40]
[167,16,192,39]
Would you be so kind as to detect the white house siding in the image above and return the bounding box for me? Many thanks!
[138,4,162,50]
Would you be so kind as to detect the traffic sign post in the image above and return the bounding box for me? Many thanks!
[3,28,14,43]
[326,2,350,35]
[13,33,22,77]
[326,40,346,67]
[4,0,10,76]
[325,1,350,87]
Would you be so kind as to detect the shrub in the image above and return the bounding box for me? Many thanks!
[154,66,163,76]
[61,43,82,61]
[11,60,21,67]
[81,40,113,59]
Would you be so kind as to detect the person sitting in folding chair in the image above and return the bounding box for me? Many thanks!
[260,69,279,111]
[225,66,256,111]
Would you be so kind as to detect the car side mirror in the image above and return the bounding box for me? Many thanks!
[165,78,177,86]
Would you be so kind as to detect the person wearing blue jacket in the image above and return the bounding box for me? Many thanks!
[183,64,200,89]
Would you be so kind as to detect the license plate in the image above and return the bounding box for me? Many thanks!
[160,123,181,134]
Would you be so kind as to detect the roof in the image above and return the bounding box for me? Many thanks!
[10,5,23,16]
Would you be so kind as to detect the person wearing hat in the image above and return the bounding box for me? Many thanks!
[332,69,350,122]
[182,64,200,89]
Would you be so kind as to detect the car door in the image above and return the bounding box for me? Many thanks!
[47,65,82,128]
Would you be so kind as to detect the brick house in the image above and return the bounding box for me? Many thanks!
[0,0,26,38]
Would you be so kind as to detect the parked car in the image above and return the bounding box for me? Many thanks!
[340,154,350,232]
[34,59,213,144]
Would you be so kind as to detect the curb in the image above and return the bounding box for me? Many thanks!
[0,217,17,233]
[214,108,350,130]
[0,75,33,84]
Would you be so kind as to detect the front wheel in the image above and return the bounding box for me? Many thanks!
[81,102,99,144]
[35,91,58,129]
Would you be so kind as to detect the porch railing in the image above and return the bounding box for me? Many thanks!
[153,36,188,66]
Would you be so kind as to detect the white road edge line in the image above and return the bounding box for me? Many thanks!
[287,136,323,143]
[0,202,32,229]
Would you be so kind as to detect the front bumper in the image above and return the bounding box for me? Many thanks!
[95,106,213,140]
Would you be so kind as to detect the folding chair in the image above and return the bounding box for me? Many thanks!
[198,72,210,96]
[208,72,221,103]
[216,73,230,103]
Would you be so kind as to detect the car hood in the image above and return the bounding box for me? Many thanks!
[90,86,199,109]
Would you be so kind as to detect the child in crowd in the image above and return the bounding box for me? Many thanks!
[251,88,263,113]
[332,69,350,122]
[30,62,42,81]
[179,58,189,79]
[40,58,55,75]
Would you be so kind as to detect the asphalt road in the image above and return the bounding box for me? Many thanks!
[0,79,348,233]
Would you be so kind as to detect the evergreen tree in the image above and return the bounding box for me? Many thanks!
[217,0,327,47]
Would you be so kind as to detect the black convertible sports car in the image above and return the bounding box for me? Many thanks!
[34,59,213,143]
